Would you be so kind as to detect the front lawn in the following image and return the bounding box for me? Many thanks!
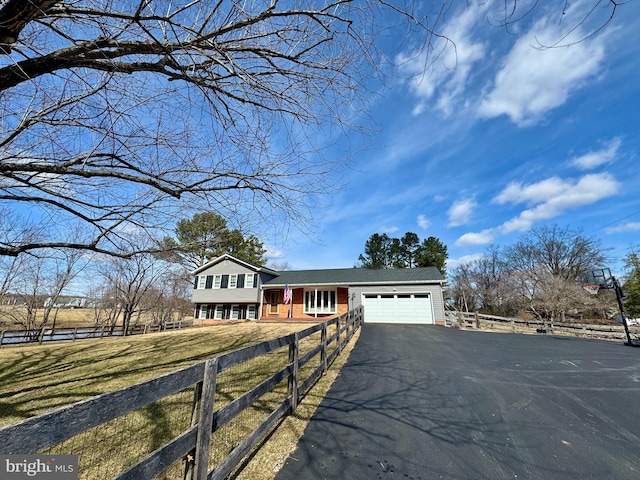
[0,322,360,480]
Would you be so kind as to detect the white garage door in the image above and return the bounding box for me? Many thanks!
[363,293,433,324]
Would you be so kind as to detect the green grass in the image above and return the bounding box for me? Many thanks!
[0,322,361,480]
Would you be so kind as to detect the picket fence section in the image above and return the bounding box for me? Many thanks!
[0,307,363,480]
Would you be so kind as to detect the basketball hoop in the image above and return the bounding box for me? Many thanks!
[583,285,600,295]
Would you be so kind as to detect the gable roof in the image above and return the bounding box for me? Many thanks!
[262,267,445,287]
[191,253,279,276]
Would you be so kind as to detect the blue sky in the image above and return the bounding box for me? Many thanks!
[266,1,640,276]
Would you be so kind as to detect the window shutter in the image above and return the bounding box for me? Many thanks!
[237,274,245,288]
[205,275,214,289]
[221,275,229,288]
[193,276,198,289]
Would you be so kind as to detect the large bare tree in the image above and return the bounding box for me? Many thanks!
[0,1,628,257]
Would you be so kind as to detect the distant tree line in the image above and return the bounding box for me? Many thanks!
[357,232,448,275]
[447,224,636,324]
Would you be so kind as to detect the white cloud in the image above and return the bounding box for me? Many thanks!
[605,222,640,234]
[447,253,486,269]
[265,245,285,260]
[382,225,399,234]
[571,137,621,169]
[448,198,477,227]
[417,214,430,230]
[397,3,488,116]
[493,177,567,205]
[455,229,495,247]
[478,17,606,126]
[455,172,620,247]
[495,173,620,233]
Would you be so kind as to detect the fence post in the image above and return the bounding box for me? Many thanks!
[321,323,328,375]
[349,311,354,337]
[336,317,342,354]
[475,312,480,330]
[0,330,4,347]
[193,358,218,480]
[288,333,299,413]
[73,328,78,341]
[184,381,203,480]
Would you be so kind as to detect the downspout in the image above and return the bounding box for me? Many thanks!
[258,281,264,321]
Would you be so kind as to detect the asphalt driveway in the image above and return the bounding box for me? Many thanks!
[275,325,640,480]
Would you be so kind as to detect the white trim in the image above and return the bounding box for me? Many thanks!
[304,288,337,315]
[191,253,279,276]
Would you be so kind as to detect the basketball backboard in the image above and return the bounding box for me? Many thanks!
[584,268,614,289]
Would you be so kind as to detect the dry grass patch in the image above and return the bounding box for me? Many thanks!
[0,323,307,427]
[0,322,362,480]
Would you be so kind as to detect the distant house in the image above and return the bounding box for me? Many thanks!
[43,296,88,308]
[191,254,446,324]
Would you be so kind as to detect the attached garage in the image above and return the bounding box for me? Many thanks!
[362,293,434,324]
[259,264,446,324]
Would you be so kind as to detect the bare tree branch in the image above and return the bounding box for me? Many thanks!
[0,1,628,257]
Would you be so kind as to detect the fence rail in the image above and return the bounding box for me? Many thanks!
[446,310,638,341]
[0,319,192,346]
[0,307,363,480]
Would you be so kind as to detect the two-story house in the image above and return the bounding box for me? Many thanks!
[191,255,279,321]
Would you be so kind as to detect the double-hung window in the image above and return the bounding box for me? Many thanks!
[229,274,237,289]
[198,276,206,289]
[213,275,222,288]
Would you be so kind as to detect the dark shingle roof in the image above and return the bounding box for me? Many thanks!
[263,267,444,287]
